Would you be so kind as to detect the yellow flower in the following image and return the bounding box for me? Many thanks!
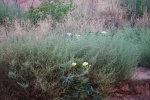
[72,62,77,67]
[82,62,88,67]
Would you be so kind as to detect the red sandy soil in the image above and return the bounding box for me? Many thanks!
[112,67,150,100]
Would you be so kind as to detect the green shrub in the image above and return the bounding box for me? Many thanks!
[24,0,77,25]
[0,27,144,98]
[120,0,150,18]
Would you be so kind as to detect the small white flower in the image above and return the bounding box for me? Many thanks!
[50,1,54,3]
[66,33,72,36]
[101,31,107,34]
[75,34,81,37]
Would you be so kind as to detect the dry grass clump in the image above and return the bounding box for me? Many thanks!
[136,12,150,28]
[64,0,125,33]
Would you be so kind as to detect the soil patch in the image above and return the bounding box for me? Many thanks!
[111,67,150,100]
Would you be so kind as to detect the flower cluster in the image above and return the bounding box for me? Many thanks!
[70,61,91,77]
[71,62,90,67]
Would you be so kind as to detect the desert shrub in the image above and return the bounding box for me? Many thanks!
[116,27,150,68]
[24,0,77,25]
[120,0,150,18]
[0,27,143,98]
[137,28,150,67]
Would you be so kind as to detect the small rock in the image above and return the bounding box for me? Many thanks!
[75,34,81,37]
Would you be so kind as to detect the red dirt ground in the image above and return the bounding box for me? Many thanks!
[111,67,150,100]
